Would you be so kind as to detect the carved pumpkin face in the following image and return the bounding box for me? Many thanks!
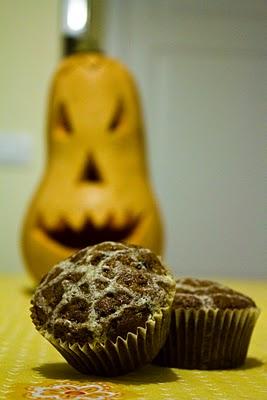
[22,53,163,281]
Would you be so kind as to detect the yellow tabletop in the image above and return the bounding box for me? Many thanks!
[0,275,266,400]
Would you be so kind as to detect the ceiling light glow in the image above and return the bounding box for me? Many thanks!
[65,0,88,34]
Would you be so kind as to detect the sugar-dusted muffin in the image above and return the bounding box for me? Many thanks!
[31,242,175,376]
[154,278,260,369]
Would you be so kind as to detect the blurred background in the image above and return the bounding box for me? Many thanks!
[0,0,266,278]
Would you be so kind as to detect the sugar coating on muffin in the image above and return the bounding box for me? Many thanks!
[174,278,256,310]
[31,242,175,346]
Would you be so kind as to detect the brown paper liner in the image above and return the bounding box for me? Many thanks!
[42,306,171,376]
[154,307,260,369]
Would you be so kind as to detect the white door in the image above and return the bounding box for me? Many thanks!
[102,0,267,277]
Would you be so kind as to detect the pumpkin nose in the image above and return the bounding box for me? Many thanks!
[80,155,102,183]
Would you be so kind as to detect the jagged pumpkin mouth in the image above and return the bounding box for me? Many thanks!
[36,215,140,250]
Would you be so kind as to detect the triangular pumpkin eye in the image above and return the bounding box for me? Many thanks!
[58,103,73,134]
[79,156,102,183]
[109,100,124,132]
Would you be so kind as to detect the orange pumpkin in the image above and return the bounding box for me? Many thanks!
[21,53,163,281]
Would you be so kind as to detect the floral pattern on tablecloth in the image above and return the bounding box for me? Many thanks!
[25,381,120,400]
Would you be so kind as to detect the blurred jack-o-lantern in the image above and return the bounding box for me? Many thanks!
[22,53,163,281]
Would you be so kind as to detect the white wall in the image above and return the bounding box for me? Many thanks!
[0,1,60,273]
[101,0,267,278]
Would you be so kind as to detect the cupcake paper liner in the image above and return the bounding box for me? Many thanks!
[43,306,171,376]
[154,307,260,369]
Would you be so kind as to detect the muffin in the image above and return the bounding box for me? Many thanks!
[30,241,176,376]
[154,278,260,369]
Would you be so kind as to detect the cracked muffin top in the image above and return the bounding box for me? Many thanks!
[173,278,256,310]
[30,242,175,346]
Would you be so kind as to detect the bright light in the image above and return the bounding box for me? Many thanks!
[66,0,87,33]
